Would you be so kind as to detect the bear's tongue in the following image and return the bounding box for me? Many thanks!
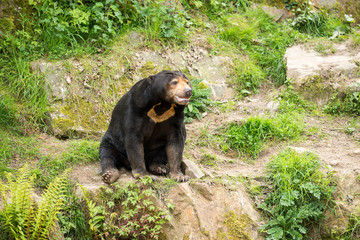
[175,96,190,103]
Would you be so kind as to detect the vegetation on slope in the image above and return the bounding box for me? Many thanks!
[0,0,359,239]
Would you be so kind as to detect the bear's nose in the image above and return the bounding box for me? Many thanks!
[185,88,192,97]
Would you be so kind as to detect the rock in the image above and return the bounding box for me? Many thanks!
[31,61,68,101]
[288,146,308,154]
[285,42,360,105]
[350,148,360,156]
[162,182,261,239]
[329,160,340,167]
[266,101,280,112]
[192,55,235,100]
[258,4,291,22]
[182,159,205,179]
[285,44,360,81]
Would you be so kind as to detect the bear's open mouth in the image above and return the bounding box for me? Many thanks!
[175,96,190,104]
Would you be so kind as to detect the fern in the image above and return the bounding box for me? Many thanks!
[79,184,106,236]
[0,167,35,239]
[0,165,69,240]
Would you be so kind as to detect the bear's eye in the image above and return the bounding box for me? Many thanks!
[172,81,178,85]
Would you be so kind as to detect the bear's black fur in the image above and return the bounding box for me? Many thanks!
[100,70,192,184]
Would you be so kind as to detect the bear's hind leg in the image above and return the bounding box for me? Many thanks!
[100,144,123,184]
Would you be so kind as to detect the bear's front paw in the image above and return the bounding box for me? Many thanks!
[170,173,190,182]
[102,169,120,184]
[149,163,169,175]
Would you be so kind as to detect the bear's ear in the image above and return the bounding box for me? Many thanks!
[147,75,155,84]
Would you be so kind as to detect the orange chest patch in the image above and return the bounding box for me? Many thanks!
[147,103,176,124]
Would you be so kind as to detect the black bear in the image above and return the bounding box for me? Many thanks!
[100,70,192,184]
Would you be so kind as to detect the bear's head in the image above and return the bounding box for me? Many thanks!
[150,70,192,105]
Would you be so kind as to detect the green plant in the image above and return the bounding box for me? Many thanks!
[81,177,173,240]
[200,153,218,167]
[224,116,274,158]
[218,8,302,86]
[0,165,69,240]
[185,0,249,18]
[184,79,213,123]
[324,86,360,116]
[259,149,335,240]
[284,0,333,36]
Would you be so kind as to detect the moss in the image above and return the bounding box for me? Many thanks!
[52,117,76,136]
[334,0,360,24]
[51,95,108,138]
[217,211,253,240]
[182,234,190,240]
[297,75,335,103]
[251,0,285,8]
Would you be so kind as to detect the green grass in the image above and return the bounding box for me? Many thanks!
[259,149,336,240]
[277,86,315,113]
[0,129,40,178]
[35,140,100,188]
[217,8,304,89]
[340,208,360,239]
[222,113,304,159]
[230,58,266,95]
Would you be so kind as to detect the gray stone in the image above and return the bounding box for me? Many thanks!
[31,61,68,101]
[285,42,360,105]
[182,159,205,179]
[266,101,280,112]
[289,146,308,154]
[258,4,291,22]
[285,44,360,81]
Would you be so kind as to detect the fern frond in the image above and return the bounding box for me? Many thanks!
[0,165,35,240]
[79,184,106,235]
[31,169,70,240]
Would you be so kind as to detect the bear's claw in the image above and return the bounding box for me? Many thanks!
[170,173,190,182]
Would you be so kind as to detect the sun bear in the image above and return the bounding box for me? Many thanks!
[100,70,192,184]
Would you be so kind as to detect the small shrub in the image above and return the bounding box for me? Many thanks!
[224,117,274,158]
[200,153,218,167]
[81,177,173,240]
[184,79,213,123]
[259,149,335,240]
[186,0,249,18]
[58,185,92,240]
